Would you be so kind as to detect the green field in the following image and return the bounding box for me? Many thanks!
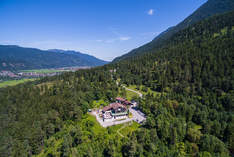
[125,89,139,100]
[20,69,63,74]
[119,121,140,137]
[0,79,36,88]
[126,84,164,97]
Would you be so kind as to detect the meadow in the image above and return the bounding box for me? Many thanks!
[0,79,36,88]
[20,69,63,74]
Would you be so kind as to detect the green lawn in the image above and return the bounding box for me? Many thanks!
[193,124,202,130]
[0,79,36,88]
[125,89,139,100]
[119,121,140,137]
[126,84,162,97]
[81,114,107,135]
[81,114,140,140]
[20,69,62,74]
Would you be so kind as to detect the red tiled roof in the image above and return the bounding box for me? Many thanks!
[102,103,126,112]
[116,97,126,102]
[124,101,132,105]
[102,106,112,112]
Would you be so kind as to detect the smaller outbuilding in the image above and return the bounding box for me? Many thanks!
[116,97,133,106]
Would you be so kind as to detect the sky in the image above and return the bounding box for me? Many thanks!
[0,0,207,61]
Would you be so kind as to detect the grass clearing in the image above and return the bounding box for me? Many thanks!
[119,121,140,137]
[126,84,162,97]
[125,89,139,100]
[83,114,139,139]
[20,69,62,74]
[82,114,106,136]
[0,79,36,88]
[117,86,138,100]
[193,124,202,130]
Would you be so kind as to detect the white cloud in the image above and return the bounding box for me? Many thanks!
[119,36,131,41]
[95,28,131,43]
[96,36,131,44]
[147,9,154,15]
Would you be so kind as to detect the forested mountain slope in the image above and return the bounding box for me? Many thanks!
[0,45,107,71]
[0,9,233,157]
[48,49,108,66]
[112,11,234,155]
[113,0,234,62]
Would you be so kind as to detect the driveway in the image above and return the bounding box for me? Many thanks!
[129,107,146,123]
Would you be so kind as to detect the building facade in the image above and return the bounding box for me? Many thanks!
[102,102,128,121]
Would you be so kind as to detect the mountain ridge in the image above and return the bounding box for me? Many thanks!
[0,45,108,71]
[113,0,234,62]
[48,49,108,66]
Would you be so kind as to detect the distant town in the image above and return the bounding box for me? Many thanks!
[0,66,91,88]
[0,66,90,79]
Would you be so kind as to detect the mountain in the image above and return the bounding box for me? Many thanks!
[0,45,108,71]
[0,10,233,156]
[113,0,234,62]
[48,49,107,67]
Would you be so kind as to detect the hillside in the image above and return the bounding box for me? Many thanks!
[0,45,108,71]
[0,10,233,157]
[113,0,234,62]
[48,49,107,66]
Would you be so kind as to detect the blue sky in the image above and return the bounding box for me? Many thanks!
[0,0,207,61]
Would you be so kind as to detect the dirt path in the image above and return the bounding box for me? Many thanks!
[116,80,143,98]
[116,121,133,138]
[117,125,125,137]
[122,85,143,98]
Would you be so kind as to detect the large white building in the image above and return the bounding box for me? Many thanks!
[102,102,128,121]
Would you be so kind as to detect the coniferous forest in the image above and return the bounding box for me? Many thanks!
[0,8,234,157]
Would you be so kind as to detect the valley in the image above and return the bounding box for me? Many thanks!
[0,66,90,88]
[0,0,234,156]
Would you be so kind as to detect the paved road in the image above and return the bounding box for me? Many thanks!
[129,107,146,123]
